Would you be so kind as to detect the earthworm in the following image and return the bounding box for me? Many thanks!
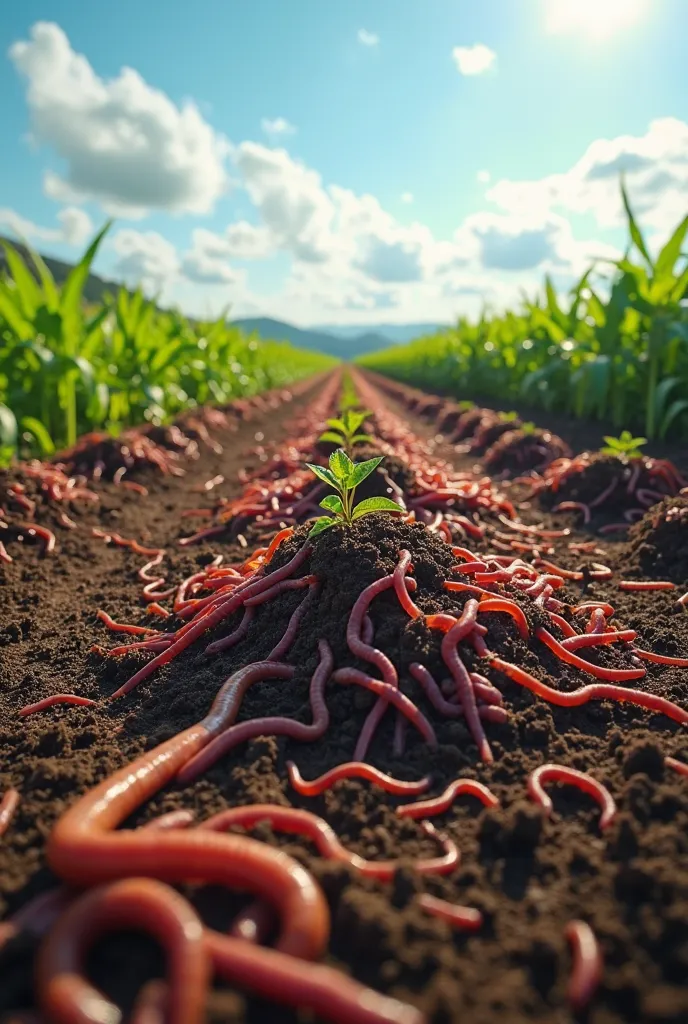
[287,760,432,797]
[142,578,176,601]
[36,878,210,1024]
[243,575,316,607]
[588,477,618,508]
[586,609,607,634]
[199,806,458,880]
[204,606,255,654]
[618,580,675,591]
[489,656,688,724]
[533,559,583,581]
[140,810,195,831]
[394,549,422,618]
[453,515,484,539]
[397,778,499,819]
[97,609,158,636]
[626,462,642,494]
[441,601,492,763]
[426,613,459,633]
[677,591,688,609]
[636,487,666,506]
[452,546,480,562]
[138,552,164,580]
[598,523,629,534]
[528,764,617,829]
[573,602,615,618]
[179,524,228,546]
[478,597,529,640]
[19,694,98,717]
[264,526,294,563]
[178,644,330,783]
[444,580,495,598]
[268,583,319,660]
[0,788,20,838]
[0,540,12,563]
[547,612,577,638]
[333,668,437,748]
[146,602,171,618]
[665,756,688,776]
[122,481,148,495]
[535,627,646,681]
[58,511,77,529]
[230,899,275,944]
[452,560,490,574]
[632,648,688,666]
[561,629,637,651]
[361,614,374,645]
[552,501,591,523]
[20,523,56,554]
[565,919,602,1011]
[409,663,505,723]
[417,894,483,933]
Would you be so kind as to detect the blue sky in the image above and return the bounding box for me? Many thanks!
[1,0,686,326]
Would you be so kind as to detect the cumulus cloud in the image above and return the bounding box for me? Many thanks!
[179,225,264,285]
[261,117,296,137]
[111,229,180,292]
[10,22,230,217]
[0,205,93,246]
[358,29,379,47]
[452,44,496,76]
[401,192,414,204]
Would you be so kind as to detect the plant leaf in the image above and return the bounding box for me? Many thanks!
[325,418,347,432]
[308,516,334,537]
[329,448,354,482]
[318,431,344,444]
[0,404,18,448]
[347,456,383,489]
[352,496,405,520]
[620,178,653,270]
[351,433,373,445]
[320,494,344,514]
[654,214,688,284]
[305,462,340,490]
[20,416,55,455]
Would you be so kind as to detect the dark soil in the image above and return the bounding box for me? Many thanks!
[484,429,572,475]
[625,496,688,584]
[1,378,687,1024]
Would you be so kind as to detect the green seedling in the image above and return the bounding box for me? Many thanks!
[305,449,404,537]
[318,408,373,452]
[600,430,647,460]
[520,421,537,435]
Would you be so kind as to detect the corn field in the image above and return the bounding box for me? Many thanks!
[360,185,688,441]
[0,222,333,464]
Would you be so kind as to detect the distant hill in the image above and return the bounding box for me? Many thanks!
[230,317,394,359]
[0,235,120,305]
[315,322,446,344]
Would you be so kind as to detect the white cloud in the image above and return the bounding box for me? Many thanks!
[401,192,414,204]
[358,29,379,47]
[261,117,296,137]
[477,170,491,184]
[452,44,496,76]
[0,205,93,246]
[111,229,180,293]
[179,225,266,285]
[543,0,649,41]
[10,22,230,217]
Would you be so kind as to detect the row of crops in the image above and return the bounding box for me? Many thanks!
[360,186,688,441]
[0,223,334,464]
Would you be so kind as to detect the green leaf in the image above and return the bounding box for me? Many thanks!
[347,456,383,489]
[308,516,335,537]
[654,214,688,284]
[0,240,40,317]
[305,462,340,490]
[27,246,60,311]
[659,399,688,439]
[351,433,373,445]
[0,285,33,339]
[20,416,55,455]
[60,221,112,335]
[318,430,345,444]
[0,404,18,448]
[329,448,354,483]
[325,418,347,433]
[320,494,344,514]
[620,178,653,271]
[352,496,405,520]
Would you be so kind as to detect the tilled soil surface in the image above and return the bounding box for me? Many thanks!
[1,375,687,1024]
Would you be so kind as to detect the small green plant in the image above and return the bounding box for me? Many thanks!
[520,421,537,435]
[600,430,648,460]
[305,449,404,537]
[318,408,373,452]
[498,410,520,423]
[457,400,475,412]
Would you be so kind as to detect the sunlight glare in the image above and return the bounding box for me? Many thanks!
[544,0,649,41]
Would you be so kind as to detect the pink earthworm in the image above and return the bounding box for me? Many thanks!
[665,756,688,776]
[626,462,642,494]
[441,600,492,763]
[96,609,158,636]
[19,694,98,717]
[138,553,165,581]
[588,477,618,508]
[528,764,617,830]
[552,501,591,523]
[573,602,615,618]
[561,629,637,652]
[204,606,255,655]
[361,615,374,645]
[547,612,577,638]
[632,647,688,667]
[393,714,407,756]
[586,609,608,634]
[565,920,603,1011]
[409,664,503,721]
[0,540,12,563]
[394,549,422,619]
[177,643,331,783]
[287,760,432,797]
[332,668,437,749]
[535,628,647,682]
[397,777,499,819]
[268,583,319,660]
[140,810,196,831]
[20,523,56,554]
[0,788,20,838]
[417,894,483,933]
[243,575,316,607]
[199,807,458,880]
[618,580,676,591]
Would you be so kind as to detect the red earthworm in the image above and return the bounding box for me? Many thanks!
[361,614,374,645]
[665,756,688,776]
[139,552,164,580]
[478,597,529,640]
[409,663,503,722]
[243,574,316,607]
[141,809,195,831]
[45,714,330,964]
[204,605,255,654]
[426,613,458,633]
[535,628,646,681]
[333,668,437,748]
[468,672,504,705]
[632,647,688,666]
[489,656,688,724]
[453,515,484,539]
[20,523,56,554]
[452,546,480,561]
[565,919,602,1011]
[442,601,492,763]
[179,524,230,546]
[19,694,98,717]
[146,602,171,618]
[207,930,426,1024]
[96,609,158,636]
[474,569,513,585]
[58,511,78,529]
[636,487,666,506]
[287,760,432,797]
[36,878,210,1024]
[589,476,619,508]
[230,899,275,944]
[101,639,172,657]
[0,540,12,563]
[417,894,482,933]
[677,591,688,608]
[586,609,607,634]
[547,613,577,638]
[588,563,613,580]
[552,501,591,523]
[113,544,311,696]
[452,559,490,574]
[626,462,642,494]
[397,777,499,819]
[268,583,319,660]
[573,602,615,617]
[618,580,676,591]
[394,549,422,618]
[200,806,457,880]
[561,629,637,652]
[142,578,176,602]
[569,540,603,554]
[264,526,294,563]
[534,559,583,581]
[0,788,20,838]
[122,481,148,495]
[178,645,329,783]
[444,580,495,598]
[528,764,617,829]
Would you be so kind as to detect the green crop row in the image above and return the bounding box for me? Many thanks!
[0,222,334,464]
[359,184,688,441]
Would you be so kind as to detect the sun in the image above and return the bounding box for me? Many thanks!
[544,0,649,41]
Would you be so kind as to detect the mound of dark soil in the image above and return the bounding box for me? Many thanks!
[626,496,688,583]
[484,429,571,475]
